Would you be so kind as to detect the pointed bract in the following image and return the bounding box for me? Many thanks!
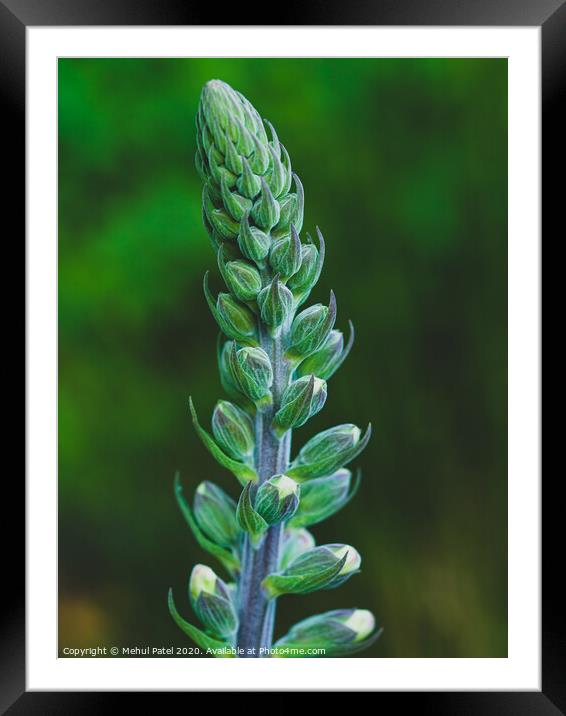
[194,481,240,548]
[236,481,268,548]
[297,321,354,381]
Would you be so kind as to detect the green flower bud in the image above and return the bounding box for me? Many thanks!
[238,212,270,264]
[251,177,280,231]
[237,155,262,199]
[286,291,337,362]
[230,344,273,408]
[273,609,379,657]
[257,275,294,334]
[273,174,304,238]
[287,243,316,291]
[288,468,357,528]
[249,128,270,174]
[202,210,223,251]
[255,474,300,525]
[218,251,262,302]
[287,227,325,305]
[220,175,252,221]
[263,543,361,598]
[207,144,236,190]
[193,481,240,547]
[189,397,258,486]
[217,338,244,403]
[204,272,257,344]
[272,375,327,437]
[296,322,354,381]
[224,135,243,175]
[189,564,238,638]
[287,423,372,480]
[280,527,316,569]
[217,293,255,335]
[203,185,240,241]
[211,400,255,461]
[269,225,302,279]
[232,117,254,157]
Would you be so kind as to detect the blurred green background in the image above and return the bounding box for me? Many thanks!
[58,58,507,658]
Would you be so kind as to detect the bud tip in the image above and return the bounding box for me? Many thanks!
[344,609,375,641]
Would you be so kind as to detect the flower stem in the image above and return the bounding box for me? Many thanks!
[236,325,291,656]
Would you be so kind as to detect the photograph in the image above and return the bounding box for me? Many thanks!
[57,57,508,660]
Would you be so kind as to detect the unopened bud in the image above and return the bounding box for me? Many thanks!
[238,212,270,264]
[272,375,327,436]
[230,344,273,409]
[217,339,247,405]
[255,474,300,525]
[269,225,302,279]
[273,174,304,237]
[220,255,262,302]
[288,423,371,480]
[273,609,378,657]
[251,177,280,231]
[286,291,336,362]
[194,481,240,548]
[217,293,256,338]
[189,564,238,638]
[203,185,240,241]
[204,272,257,344]
[262,542,361,598]
[257,275,294,333]
[211,400,255,461]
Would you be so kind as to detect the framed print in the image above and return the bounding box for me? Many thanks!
[8,0,557,709]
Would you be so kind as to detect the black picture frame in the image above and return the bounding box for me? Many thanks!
[8,0,556,710]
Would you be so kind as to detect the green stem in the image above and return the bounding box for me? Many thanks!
[236,323,291,657]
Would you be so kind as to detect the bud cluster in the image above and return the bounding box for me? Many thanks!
[169,79,378,658]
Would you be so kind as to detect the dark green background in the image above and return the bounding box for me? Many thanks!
[58,58,507,658]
